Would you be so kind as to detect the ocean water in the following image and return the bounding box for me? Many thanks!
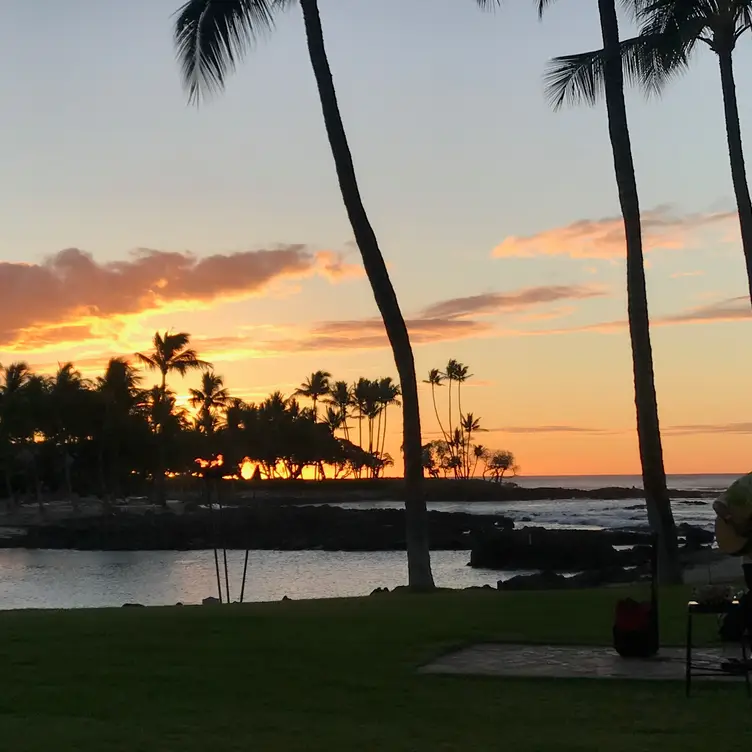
[0,473,738,610]
[513,473,739,493]
[326,473,739,532]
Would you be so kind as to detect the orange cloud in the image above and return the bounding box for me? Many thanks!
[493,207,736,259]
[314,250,364,282]
[189,317,494,359]
[198,284,600,356]
[0,246,357,350]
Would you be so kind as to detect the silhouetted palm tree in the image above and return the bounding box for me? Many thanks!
[189,371,231,435]
[447,361,471,427]
[548,0,752,302]
[423,369,448,443]
[172,0,434,588]
[376,377,401,457]
[460,412,482,478]
[322,406,345,434]
[472,444,489,478]
[294,370,331,420]
[351,378,372,454]
[137,333,209,503]
[444,359,459,446]
[542,0,681,584]
[50,362,88,500]
[96,357,142,498]
[326,380,351,440]
[0,362,34,504]
[136,331,211,392]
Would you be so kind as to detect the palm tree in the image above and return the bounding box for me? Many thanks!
[448,361,471,426]
[423,369,448,443]
[172,0,434,588]
[189,371,231,435]
[322,405,345,435]
[550,0,752,302]
[444,359,459,446]
[541,0,681,584]
[49,363,88,500]
[294,370,331,420]
[137,332,208,503]
[376,377,401,456]
[351,378,372,454]
[460,412,482,479]
[471,444,489,479]
[326,380,351,440]
[136,331,211,393]
[96,358,142,498]
[0,362,34,505]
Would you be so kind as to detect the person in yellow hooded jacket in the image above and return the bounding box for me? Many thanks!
[714,472,752,589]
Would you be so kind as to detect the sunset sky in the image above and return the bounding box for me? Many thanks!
[1,0,751,476]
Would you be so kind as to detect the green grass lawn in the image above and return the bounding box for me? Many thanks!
[1,587,751,751]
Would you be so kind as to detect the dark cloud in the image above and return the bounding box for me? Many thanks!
[485,425,613,434]
[420,285,605,320]
[658,296,750,325]
[665,423,752,436]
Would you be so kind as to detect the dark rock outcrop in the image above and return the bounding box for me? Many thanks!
[470,528,653,571]
[2,504,514,552]
[497,570,570,591]
[677,523,714,548]
[497,564,649,591]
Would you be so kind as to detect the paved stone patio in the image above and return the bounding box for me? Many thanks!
[420,643,746,681]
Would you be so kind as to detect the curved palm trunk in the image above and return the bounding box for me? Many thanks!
[300,0,433,590]
[718,47,752,303]
[599,0,681,585]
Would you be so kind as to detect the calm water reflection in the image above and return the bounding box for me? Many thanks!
[0,549,506,610]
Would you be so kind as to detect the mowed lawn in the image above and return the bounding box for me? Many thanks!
[1,587,751,751]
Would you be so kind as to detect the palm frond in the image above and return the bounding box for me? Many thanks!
[474,0,503,9]
[544,34,688,109]
[163,331,192,356]
[135,352,158,370]
[174,0,294,104]
[171,350,212,376]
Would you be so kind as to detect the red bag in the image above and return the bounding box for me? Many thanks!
[612,537,659,658]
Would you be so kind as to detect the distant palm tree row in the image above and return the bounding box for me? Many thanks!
[1,334,513,509]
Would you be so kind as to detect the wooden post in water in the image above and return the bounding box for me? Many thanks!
[239,549,250,603]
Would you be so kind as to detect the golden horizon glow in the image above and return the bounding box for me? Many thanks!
[2,208,750,478]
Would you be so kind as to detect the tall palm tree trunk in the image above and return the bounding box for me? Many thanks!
[430,384,447,442]
[718,47,752,303]
[598,0,681,585]
[447,379,453,447]
[380,407,388,456]
[300,0,433,590]
[341,407,350,441]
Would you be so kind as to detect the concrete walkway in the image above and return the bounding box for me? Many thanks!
[421,643,746,682]
[685,556,745,585]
